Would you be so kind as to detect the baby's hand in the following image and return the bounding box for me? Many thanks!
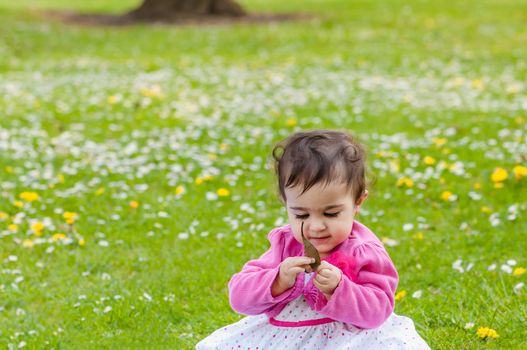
[313,261,342,299]
[271,256,314,297]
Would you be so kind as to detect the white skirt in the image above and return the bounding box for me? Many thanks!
[197,274,430,350]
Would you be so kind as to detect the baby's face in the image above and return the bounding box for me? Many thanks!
[284,181,366,258]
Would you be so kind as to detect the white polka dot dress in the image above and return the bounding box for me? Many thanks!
[196,274,430,350]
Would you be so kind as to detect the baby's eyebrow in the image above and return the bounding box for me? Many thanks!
[289,204,344,211]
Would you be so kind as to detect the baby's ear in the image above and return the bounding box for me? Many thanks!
[355,190,368,207]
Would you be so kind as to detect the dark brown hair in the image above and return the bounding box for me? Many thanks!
[272,130,367,202]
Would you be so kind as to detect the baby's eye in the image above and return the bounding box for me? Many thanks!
[295,214,309,219]
[324,212,340,217]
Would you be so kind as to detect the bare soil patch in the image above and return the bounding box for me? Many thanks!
[43,10,312,27]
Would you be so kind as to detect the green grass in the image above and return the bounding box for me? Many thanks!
[1,0,526,348]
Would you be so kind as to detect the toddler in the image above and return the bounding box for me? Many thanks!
[197,130,430,349]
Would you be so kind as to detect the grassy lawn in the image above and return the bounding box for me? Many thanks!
[1,0,526,348]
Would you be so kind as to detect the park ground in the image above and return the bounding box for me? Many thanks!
[0,0,526,348]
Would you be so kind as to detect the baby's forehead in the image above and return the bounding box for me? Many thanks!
[285,185,355,211]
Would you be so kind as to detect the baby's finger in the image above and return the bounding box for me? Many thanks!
[295,256,317,266]
[315,274,330,284]
[312,279,320,290]
[292,264,311,274]
[313,279,330,294]
[315,261,333,272]
[317,268,334,278]
[283,257,314,269]
[313,278,323,290]
[287,267,305,276]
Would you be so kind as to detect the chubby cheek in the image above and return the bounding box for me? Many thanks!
[339,220,354,239]
[292,231,303,245]
[337,215,353,230]
[324,220,351,243]
[291,223,304,244]
[286,214,304,244]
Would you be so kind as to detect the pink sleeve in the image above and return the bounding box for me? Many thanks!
[228,227,304,315]
[305,242,398,328]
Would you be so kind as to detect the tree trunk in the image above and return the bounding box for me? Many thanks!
[128,0,246,20]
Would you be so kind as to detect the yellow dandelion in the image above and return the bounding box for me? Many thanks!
[395,290,407,301]
[22,239,34,248]
[140,85,163,98]
[389,160,400,173]
[473,182,481,190]
[129,200,139,209]
[491,167,508,183]
[493,182,504,189]
[32,222,44,230]
[95,187,105,196]
[447,163,461,172]
[515,116,525,125]
[0,212,8,221]
[8,224,18,233]
[5,166,14,174]
[412,232,424,240]
[432,137,447,147]
[513,267,526,277]
[19,191,39,202]
[477,326,499,340]
[471,79,485,90]
[57,174,65,183]
[219,143,230,151]
[31,222,44,236]
[107,95,119,104]
[217,188,230,197]
[441,191,454,201]
[423,156,436,165]
[63,211,76,219]
[481,206,492,213]
[78,238,86,246]
[513,165,527,180]
[396,177,414,188]
[63,211,78,224]
[175,186,185,195]
[195,175,213,185]
[52,233,66,242]
[286,118,297,127]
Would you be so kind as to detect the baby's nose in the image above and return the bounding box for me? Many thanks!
[309,219,326,231]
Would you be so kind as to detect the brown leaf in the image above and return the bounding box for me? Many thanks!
[301,221,320,270]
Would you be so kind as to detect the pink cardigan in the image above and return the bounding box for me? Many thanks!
[228,221,398,329]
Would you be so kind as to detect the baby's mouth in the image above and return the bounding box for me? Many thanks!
[309,236,330,242]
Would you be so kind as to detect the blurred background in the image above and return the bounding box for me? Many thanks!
[1,0,526,349]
